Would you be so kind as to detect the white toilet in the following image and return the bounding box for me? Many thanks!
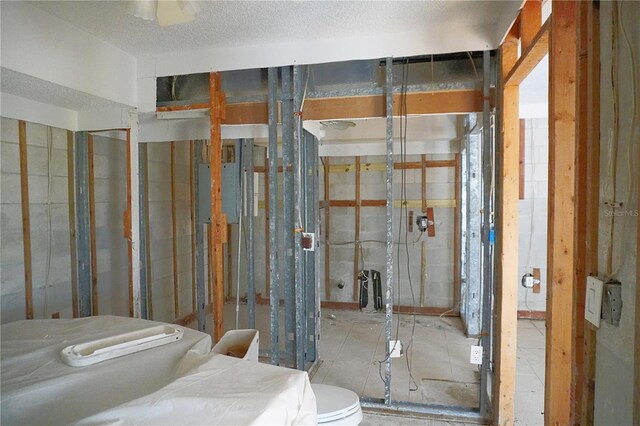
[312,384,363,425]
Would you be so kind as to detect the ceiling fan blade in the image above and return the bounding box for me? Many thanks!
[123,0,157,21]
[157,0,196,26]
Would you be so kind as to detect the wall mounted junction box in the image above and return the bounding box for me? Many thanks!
[602,280,622,326]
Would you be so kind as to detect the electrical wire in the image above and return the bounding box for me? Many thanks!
[466,51,479,81]
[606,1,639,280]
[605,3,619,277]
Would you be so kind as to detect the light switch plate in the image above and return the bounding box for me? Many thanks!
[585,276,604,327]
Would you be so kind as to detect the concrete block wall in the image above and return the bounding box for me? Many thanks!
[319,154,456,307]
[217,147,456,311]
[145,141,194,322]
[517,118,548,312]
[92,135,128,316]
[593,2,638,423]
[1,118,73,322]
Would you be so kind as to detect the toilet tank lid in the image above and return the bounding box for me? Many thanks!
[312,384,361,419]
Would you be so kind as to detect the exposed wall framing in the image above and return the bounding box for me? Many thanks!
[156,89,486,121]
[209,72,226,343]
[545,3,577,424]
[87,134,98,316]
[18,120,33,320]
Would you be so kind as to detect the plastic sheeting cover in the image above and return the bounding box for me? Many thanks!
[1,316,316,425]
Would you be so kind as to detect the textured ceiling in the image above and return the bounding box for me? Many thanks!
[1,68,128,111]
[31,1,521,56]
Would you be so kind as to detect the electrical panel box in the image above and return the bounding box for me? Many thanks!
[602,280,622,326]
[197,163,239,224]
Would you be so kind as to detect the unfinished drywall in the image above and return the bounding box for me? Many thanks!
[1,117,73,322]
[594,2,639,424]
[145,141,194,323]
[517,118,548,312]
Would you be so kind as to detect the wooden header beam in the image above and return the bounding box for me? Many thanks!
[156,89,485,123]
[504,19,550,87]
[520,0,543,52]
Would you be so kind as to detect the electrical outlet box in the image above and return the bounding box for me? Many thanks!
[470,345,483,365]
[301,232,315,251]
[389,340,402,358]
[521,273,534,289]
[603,280,622,326]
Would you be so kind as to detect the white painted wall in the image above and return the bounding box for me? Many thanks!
[517,118,548,312]
[0,2,137,107]
[0,93,77,132]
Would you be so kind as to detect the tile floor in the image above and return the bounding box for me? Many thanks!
[310,310,546,425]
[206,304,546,425]
[310,309,481,408]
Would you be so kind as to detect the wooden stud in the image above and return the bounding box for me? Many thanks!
[494,38,520,426]
[253,159,455,174]
[170,141,179,319]
[453,153,461,310]
[421,155,427,213]
[353,156,361,302]
[141,144,153,319]
[207,223,214,304]
[210,72,226,343]
[324,157,331,301]
[573,2,590,419]
[517,310,546,320]
[545,3,577,425]
[66,130,79,318]
[519,119,526,200]
[505,19,550,87]
[582,2,600,423]
[18,120,33,320]
[520,0,542,52]
[88,134,98,316]
[190,142,197,312]
[126,129,133,317]
[264,149,270,296]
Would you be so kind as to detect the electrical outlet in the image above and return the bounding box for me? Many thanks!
[389,340,403,358]
[470,345,483,365]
